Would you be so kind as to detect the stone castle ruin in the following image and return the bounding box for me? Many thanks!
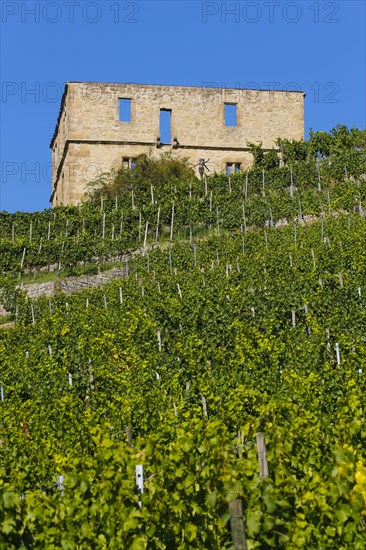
[50,82,305,206]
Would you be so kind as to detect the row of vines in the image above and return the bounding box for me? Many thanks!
[0,155,365,276]
[1,210,366,548]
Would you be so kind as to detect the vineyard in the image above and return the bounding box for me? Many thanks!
[0,127,366,549]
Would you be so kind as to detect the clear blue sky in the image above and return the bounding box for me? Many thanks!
[1,0,365,212]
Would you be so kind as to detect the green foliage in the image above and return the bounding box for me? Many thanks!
[247,141,265,167]
[247,142,280,170]
[275,137,308,164]
[0,127,366,547]
[86,150,195,201]
[308,125,366,159]
[0,279,25,313]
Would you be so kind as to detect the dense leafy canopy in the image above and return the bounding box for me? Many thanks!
[0,128,365,548]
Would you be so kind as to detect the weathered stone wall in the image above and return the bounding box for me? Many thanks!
[60,143,255,204]
[18,268,127,300]
[51,82,305,206]
[0,270,125,319]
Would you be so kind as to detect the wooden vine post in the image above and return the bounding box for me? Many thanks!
[256,432,269,477]
[228,434,268,548]
[170,201,175,241]
[126,426,132,447]
[228,499,247,550]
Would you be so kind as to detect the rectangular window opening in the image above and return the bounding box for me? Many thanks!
[122,157,136,170]
[160,109,172,144]
[226,162,241,175]
[224,103,237,126]
[226,163,233,176]
[119,98,132,122]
